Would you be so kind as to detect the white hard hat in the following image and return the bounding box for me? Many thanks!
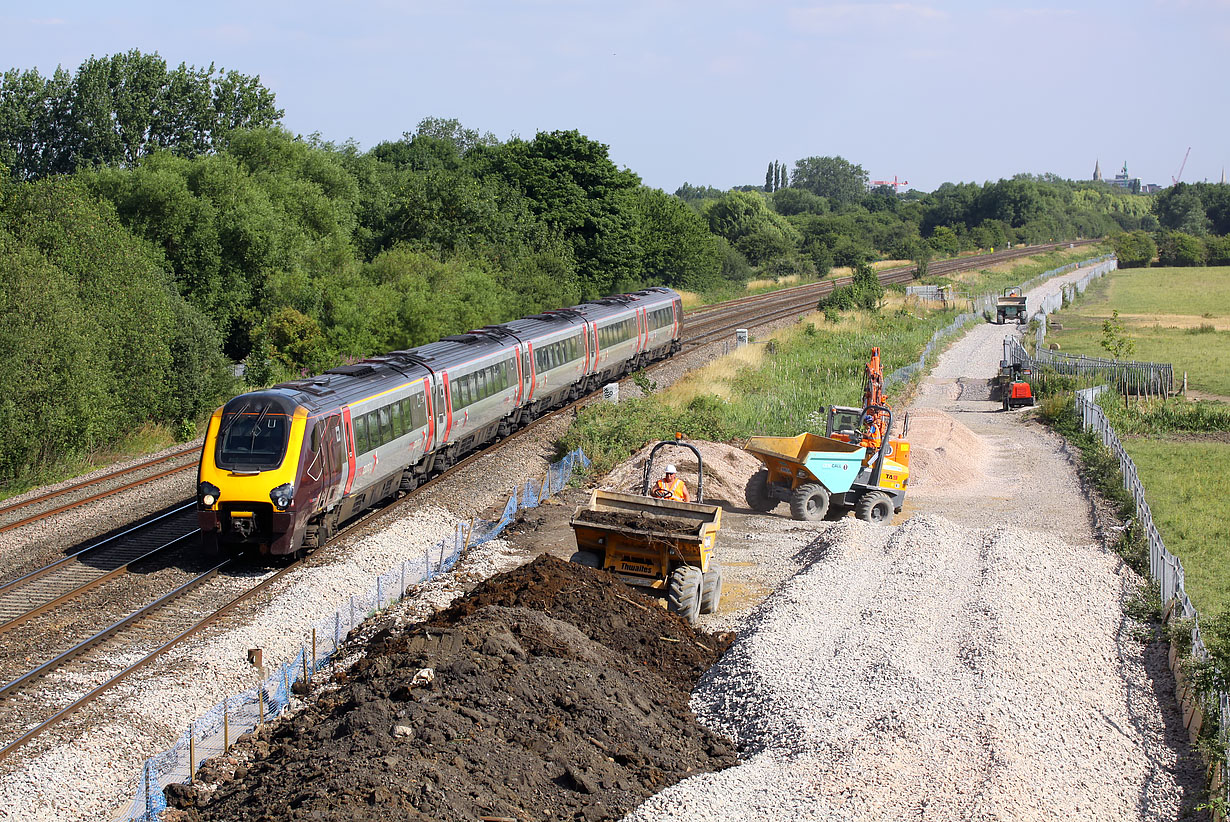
[665,464,677,474]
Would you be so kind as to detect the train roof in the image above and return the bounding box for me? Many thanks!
[270,355,433,410]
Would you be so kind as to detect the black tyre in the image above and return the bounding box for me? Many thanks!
[823,504,850,521]
[668,566,703,624]
[744,469,778,512]
[700,563,723,614]
[570,550,601,568]
[789,482,830,522]
[855,492,894,526]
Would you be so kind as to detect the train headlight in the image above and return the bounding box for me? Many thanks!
[270,483,295,510]
[198,481,220,508]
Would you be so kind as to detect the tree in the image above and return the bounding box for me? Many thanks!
[790,156,868,207]
[1205,234,1230,266]
[0,50,283,180]
[1111,230,1156,268]
[928,225,960,256]
[770,187,826,216]
[1100,310,1134,360]
[1154,184,1211,235]
[471,129,643,297]
[765,161,773,193]
[631,187,723,291]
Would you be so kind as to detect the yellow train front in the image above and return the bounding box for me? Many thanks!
[196,392,314,556]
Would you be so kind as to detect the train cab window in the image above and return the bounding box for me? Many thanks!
[216,395,293,471]
[353,414,371,454]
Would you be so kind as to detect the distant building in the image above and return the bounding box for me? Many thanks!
[1107,161,1142,194]
[1093,160,1102,182]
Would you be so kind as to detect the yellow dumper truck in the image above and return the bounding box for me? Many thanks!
[568,438,723,624]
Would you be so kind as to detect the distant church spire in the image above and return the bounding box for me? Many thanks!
[1093,159,1102,182]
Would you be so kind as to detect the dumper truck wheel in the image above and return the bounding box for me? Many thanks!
[700,563,723,614]
[668,566,703,624]
[570,550,601,569]
[789,483,830,521]
[855,492,894,525]
[744,470,778,512]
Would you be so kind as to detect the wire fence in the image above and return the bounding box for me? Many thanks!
[997,256,1174,397]
[120,447,591,821]
[1074,388,1228,804]
[1009,262,1222,797]
[885,252,1115,388]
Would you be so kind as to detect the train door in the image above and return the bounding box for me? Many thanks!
[523,343,535,401]
[341,407,356,495]
[435,374,451,444]
[320,413,343,508]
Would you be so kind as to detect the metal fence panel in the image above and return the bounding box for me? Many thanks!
[119,447,591,820]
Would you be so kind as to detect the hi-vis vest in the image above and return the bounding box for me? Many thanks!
[652,477,688,501]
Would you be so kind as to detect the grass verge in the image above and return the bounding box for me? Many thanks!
[1046,266,1230,396]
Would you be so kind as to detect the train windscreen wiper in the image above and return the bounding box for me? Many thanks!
[218,401,251,441]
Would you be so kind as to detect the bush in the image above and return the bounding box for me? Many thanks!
[1157,231,1207,267]
[817,262,884,312]
[1112,230,1156,268]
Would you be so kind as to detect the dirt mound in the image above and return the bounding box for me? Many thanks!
[904,409,990,491]
[602,441,763,509]
[172,556,736,822]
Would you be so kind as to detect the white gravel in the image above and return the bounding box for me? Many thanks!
[625,262,1203,822]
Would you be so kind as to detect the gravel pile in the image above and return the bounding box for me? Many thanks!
[627,515,1196,821]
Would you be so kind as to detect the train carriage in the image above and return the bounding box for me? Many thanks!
[197,287,684,558]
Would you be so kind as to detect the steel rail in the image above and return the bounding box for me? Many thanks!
[0,447,199,531]
[0,558,232,700]
[0,557,301,763]
[0,528,200,636]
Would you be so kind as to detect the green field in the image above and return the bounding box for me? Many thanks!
[1122,437,1230,616]
[1047,266,1230,396]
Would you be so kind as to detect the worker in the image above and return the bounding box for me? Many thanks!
[860,414,880,449]
[651,464,690,502]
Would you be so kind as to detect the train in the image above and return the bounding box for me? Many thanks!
[196,287,684,557]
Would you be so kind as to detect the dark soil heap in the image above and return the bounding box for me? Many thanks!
[172,555,736,822]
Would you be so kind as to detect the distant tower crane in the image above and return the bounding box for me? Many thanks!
[870,175,909,194]
[1172,147,1191,186]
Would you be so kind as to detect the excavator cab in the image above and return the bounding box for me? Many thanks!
[826,406,864,441]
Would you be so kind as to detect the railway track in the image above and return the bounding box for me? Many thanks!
[0,239,1096,764]
[0,445,199,535]
[682,241,1094,343]
[0,505,199,635]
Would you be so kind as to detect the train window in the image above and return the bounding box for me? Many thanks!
[409,394,427,428]
[389,402,404,438]
[310,422,321,454]
[353,414,370,454]
[376,406,391,442]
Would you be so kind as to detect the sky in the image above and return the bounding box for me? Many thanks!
[3,1,1227,194]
